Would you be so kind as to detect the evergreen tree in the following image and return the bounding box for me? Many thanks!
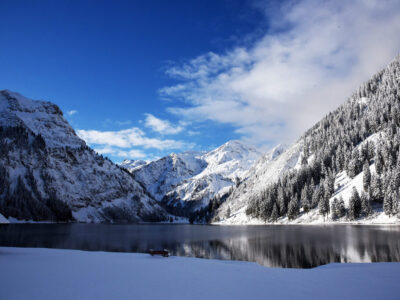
[362,161,371,192]
[319,186,330,219]
[371,175,384,203]
[375,147,384,175]
[348,188,361,220]
[288,198,299,220]
[277,187,287,216]
[225,206,231,219]
[271,203,279,222]
[360,191,372,216]
[331,198,339,220]
[337,196,346,218]
[384,192,393,216]
[301,185,311,213]
[348,149,362,178]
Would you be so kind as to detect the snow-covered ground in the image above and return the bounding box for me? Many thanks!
[0,247,399,300]
[0,213,9,224]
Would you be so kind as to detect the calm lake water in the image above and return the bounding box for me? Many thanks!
[0,223,399,268]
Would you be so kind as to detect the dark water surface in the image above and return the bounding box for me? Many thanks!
[1,223,399,268]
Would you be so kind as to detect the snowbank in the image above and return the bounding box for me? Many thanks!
[0,213,9,224]
[0,247,399,300]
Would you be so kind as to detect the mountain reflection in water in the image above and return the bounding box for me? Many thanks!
[0,224,399,268]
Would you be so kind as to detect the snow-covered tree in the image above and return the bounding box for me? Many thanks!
[348,188,361,220]
[363,162,371,192]
[271,203,279,222]
[288,198,299,220]
[360,191,372,216]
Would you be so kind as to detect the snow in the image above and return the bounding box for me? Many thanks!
[0,90,168,222]
[217,128,400,225]
[0,90,84,148]
[0,213,9,224]
[128,140,262,210]
[0,247,399,300]
[216,142,301,223]
[120,159,148,172]
[218,162,399,225]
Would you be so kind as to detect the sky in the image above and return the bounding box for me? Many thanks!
[1,0,400,162]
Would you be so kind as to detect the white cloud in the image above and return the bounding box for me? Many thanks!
[67,110,78,116]
[160,0,400,146]
[94,146,147,159]
[77,127,192,151]
[144,114,183,135]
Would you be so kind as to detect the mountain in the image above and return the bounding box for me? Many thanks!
[0,90,168,223]
[122,140,262,215]
[120,159,148,172]
[215,56,400,224]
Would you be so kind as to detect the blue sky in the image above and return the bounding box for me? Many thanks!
[1,0,400,162]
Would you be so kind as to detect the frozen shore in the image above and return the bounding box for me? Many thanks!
[0,247,399,300]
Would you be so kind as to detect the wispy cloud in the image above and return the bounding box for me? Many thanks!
[94,146,147,159]
[77,127,191,150]
[160,0,400,146]
[144,114,183,135]
[67,110,78,116]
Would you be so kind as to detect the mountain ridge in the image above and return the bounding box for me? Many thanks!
[0,90,168,223]
[121,140,262,215]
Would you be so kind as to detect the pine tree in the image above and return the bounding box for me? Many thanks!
[337,196,346,218]
[360,191,372,216]
[225,206,231,219]
[384,192,393,216]
[277,187,286,216]
[362,161,371,192]
[301,185,311,213]
[331,198,338,220]
[348,188,361,220]
[288,198,299,220]
[348,149,362,178]
[319,187,330,219]
[375,147,384,175]
[371,175,384,203]
[271,203,279,222]
[392,190,399,216]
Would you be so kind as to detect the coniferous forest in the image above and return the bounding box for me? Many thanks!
[245,56,400,222]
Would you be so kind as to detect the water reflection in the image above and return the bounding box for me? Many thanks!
[0,224,399,268]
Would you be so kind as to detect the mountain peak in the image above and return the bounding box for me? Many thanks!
[0,90,82,148]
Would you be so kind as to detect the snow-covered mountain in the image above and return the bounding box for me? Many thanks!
[120,159,148,172]
[0,90,168,223]
[215,55,400,224]
[122,140,262,214]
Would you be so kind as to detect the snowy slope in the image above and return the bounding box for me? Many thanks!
[216,127,398,225]
[0,213,9,224]
[120,159,148,172]
[214,142,302,223]
[0,90,168,222]
[124,140,262,213]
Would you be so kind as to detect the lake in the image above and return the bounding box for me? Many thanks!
[0,223,399,268]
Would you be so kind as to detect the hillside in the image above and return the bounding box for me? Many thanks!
[215,56,400,224]
[0,90,168,223]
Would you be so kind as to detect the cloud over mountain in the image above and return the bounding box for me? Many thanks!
[161,0,400,146]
